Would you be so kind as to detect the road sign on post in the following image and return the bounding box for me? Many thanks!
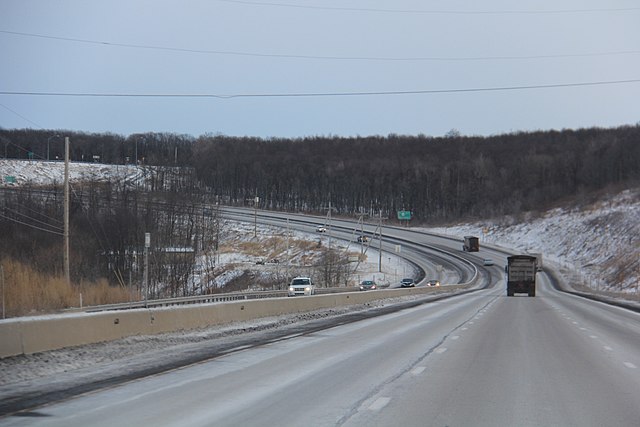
[397,210,412,220]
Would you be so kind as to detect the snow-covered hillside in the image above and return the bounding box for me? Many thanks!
[428,189,640,294]
[0,158,143,187]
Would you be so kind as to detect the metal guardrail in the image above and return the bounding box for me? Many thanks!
[79,290,285,313]
[72,286,364,313]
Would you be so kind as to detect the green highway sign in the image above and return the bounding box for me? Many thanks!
[397,210,412,220]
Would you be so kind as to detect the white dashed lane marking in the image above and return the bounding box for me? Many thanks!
[435,348,448,354]
[411,367,426,375]
[368,397,391,411]
[559,312,638,372]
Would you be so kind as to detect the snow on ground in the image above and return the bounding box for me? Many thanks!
[203,219,417,291]
[425,188,640,294]
[1,159,639,395]
[0,159,143,187]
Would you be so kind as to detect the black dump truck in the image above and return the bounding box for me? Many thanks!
[462,236,480,252]
[506,255,537,297]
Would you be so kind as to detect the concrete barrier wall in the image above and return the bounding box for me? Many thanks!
[0,286,464,358]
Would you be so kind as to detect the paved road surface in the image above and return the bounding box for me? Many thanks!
[2,275,639,427]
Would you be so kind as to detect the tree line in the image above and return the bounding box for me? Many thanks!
[0,129,194,166]
[190,126,640,222]
[3,125,639,223]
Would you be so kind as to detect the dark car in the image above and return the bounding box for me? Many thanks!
[359,280,377,291]
[426,280,440,287]
[357,235,369,243]
[400,278,415,288]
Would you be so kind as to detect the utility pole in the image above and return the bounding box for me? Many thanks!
[378,210,383,272]
[328,201,332,251]
[215,200,220,265]
[286,216,290,284]
[1,265,5,319]
[245,194,260,238]
[63,137,70,286]
[321,201,336,251]
[143,232,150,303]
[358,214,366,255]
[254,196,259,238]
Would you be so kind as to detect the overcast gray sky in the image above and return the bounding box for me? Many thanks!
[1,0,639,138]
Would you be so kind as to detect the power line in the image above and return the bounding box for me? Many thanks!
[12,201,64,226]
[0,138,46,159]
[2,206,64,232]
[216,0,640,15]
[2,79,639,99]
[1,30,638,62]
[0,212,64,236]
[0,102,43,129]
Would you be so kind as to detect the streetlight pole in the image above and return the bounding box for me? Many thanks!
[47,134,60,161]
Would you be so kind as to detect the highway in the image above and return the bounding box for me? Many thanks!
[2,272,639,426]
[1,209,639,426]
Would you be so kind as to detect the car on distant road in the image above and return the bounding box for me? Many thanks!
[400,278,415,288]
[483,259,494,266]
[359,280,377,291]
[357,235,369,243]
[316,225,327,232]
[288,277,315,296]
[426,280,440,287]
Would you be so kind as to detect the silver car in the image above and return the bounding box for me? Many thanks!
[400,278,415,288]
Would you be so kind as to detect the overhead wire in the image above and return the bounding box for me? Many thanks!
[215,0,640,15]
[1,4,638,129]
[0,102,44,129]
[2,206,64,232]
[1,30,638,62]
[2,79,639,99]
[10,201,64,226]
[0,212,64,235]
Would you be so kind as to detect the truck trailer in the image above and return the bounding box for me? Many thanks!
[506,255,537,297]
[462,236,480,252]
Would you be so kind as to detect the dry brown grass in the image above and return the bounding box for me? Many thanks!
[1,258,135,318]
